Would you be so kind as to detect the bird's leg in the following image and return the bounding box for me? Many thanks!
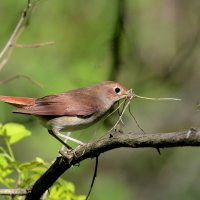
[59,132,84,154]
[51,128,86,159]
[57,132,85,145]
[60,132,71,151]
[48,129,72,149]
[52,128,85,145]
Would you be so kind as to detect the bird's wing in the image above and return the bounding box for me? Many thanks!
[14,92,99,117]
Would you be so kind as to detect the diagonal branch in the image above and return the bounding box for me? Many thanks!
[25,128,200,200]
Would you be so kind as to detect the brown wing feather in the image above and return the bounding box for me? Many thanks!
[0,96,35,106]
[14,92,100,117]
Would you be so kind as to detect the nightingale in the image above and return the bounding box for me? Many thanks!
[0,81,133,148]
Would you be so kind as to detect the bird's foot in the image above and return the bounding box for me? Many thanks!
[59,143,87,162]
[59,150,73,162]
[67,143,87,158]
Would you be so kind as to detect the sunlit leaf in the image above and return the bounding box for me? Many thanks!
[77,196,87,200]
[66,182,75,193]
[35,157,45,164]
[2,169,13,176]
[19,162,41,170]
[3,123,31,144]
[31,167,47,174]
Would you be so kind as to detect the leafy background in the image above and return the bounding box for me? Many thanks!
[0,0,200,199]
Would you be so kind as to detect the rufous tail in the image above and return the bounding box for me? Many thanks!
[0,96,35,107]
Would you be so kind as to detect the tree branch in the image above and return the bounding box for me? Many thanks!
[25,128,199,200]
[0,188,31,196]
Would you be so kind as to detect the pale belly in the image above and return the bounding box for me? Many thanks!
[40,114,103,131]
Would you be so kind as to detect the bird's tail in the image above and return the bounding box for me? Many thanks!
[0,96,35,107]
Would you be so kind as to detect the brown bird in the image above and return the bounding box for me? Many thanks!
[0,81,133,148]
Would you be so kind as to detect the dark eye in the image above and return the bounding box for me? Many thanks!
[115,87,121,93]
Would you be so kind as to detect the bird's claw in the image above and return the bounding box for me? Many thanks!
[60,143,87,162]
[68,143,87,158]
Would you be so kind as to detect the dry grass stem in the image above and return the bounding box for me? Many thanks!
[0,74,43,88]
[135,95,181,101]
[11,41,55,48]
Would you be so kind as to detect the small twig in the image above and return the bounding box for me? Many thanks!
[0,26,25,71]
[0,74,43,88]
[117,99,127,125]
[16,169,22,188]
[0,1,33,60]
[128,104,145,134]
[85,156,99,200]
[11,41,55,48]
[0,0,41,70]
[109,96,133,132]
[0,47,14,71]
[118,99,127,116]
[0,189,31,196]
[104,99,126,121]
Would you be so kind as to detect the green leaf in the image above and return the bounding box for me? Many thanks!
[0,154,8,168]
[66,182,75,193]
[77,196,87,200]
[19,157,47,171]
[19,162,40,170]
[0,176,11,188]
[3,123,31,144]
[31,167,47,174]
[2,168,13,176]
[35,157,45,164]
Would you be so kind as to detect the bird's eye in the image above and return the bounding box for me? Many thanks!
[115,87,121,94]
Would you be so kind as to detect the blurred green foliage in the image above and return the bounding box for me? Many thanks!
[0,0,200,199]
[0,122,85,200]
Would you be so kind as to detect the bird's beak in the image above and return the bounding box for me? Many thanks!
[126,89,136,98]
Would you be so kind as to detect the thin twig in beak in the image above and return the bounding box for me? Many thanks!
[135,95,181,101]
[109,96,134,132]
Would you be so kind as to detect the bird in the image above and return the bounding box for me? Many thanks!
[0,81,133,149]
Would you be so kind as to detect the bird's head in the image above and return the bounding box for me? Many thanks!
[94,81,134,107]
